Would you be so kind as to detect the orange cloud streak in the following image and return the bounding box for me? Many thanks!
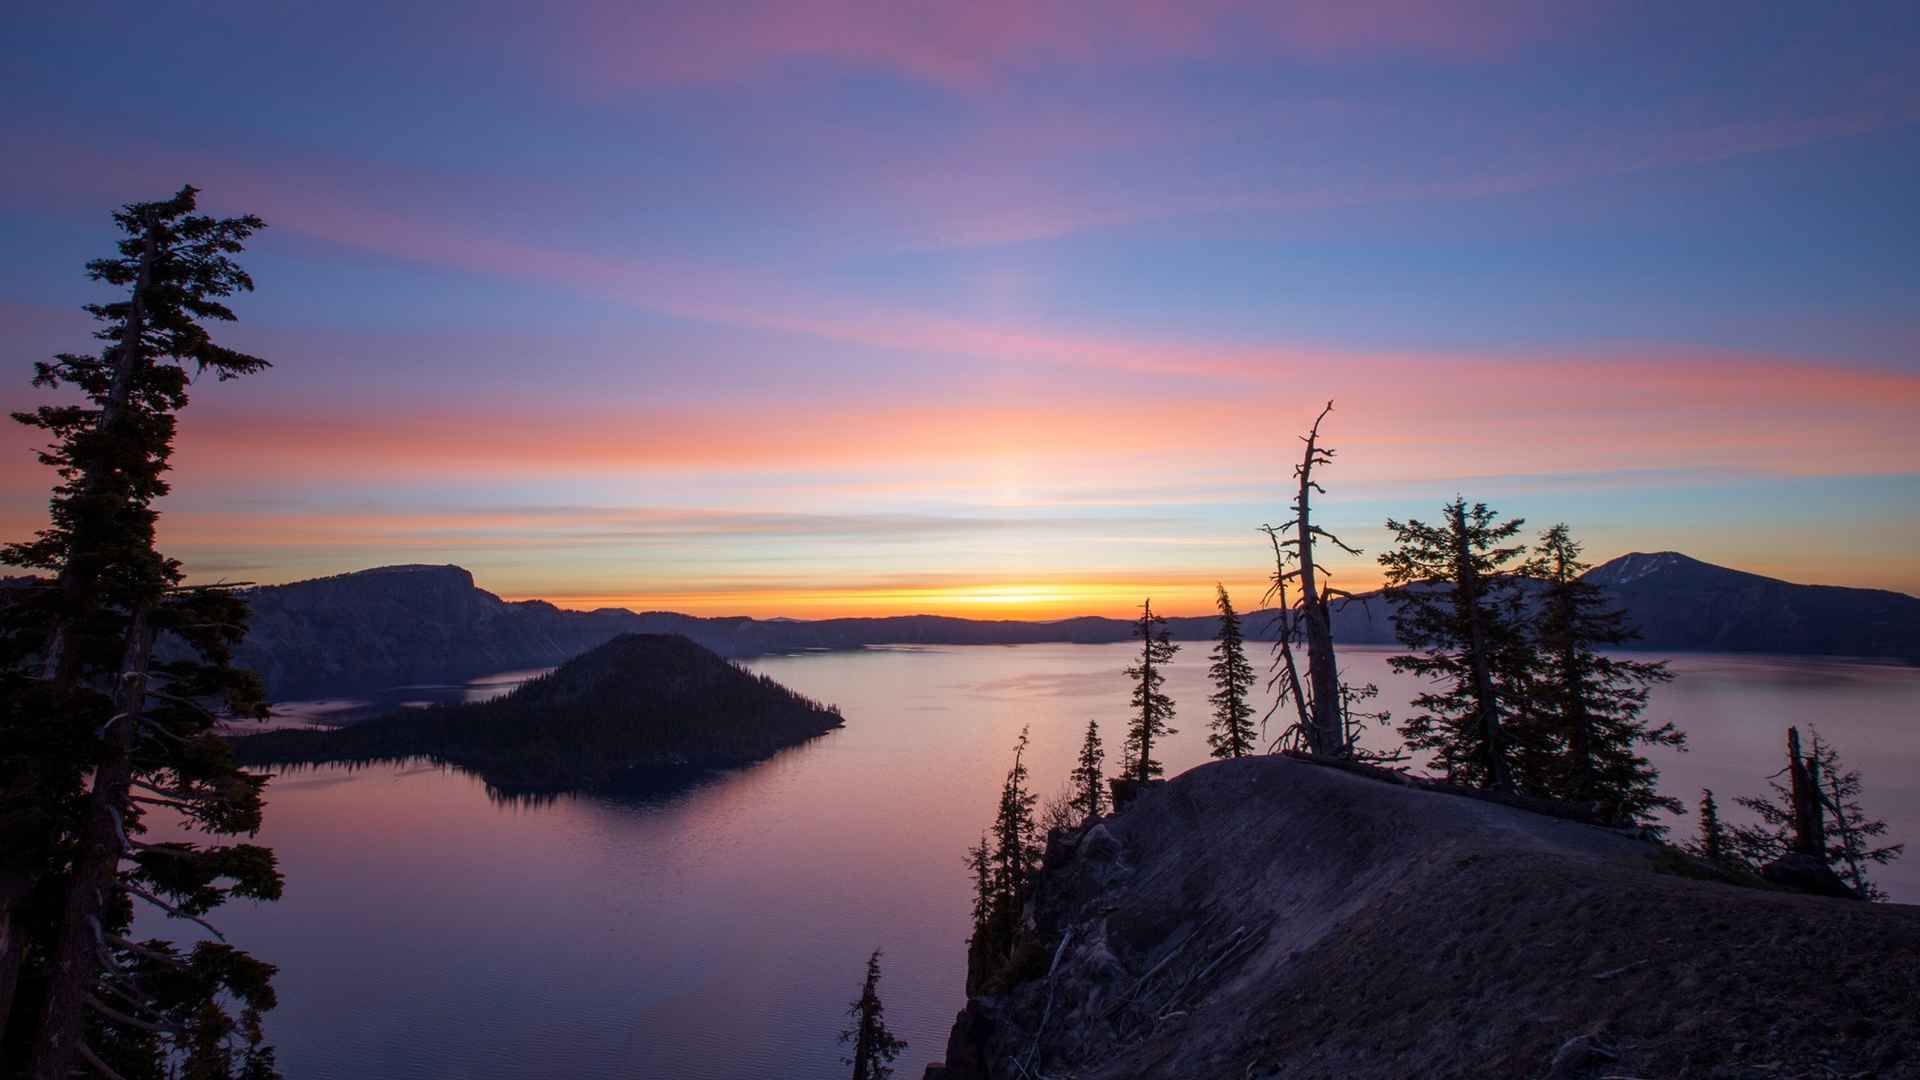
[116,351,1912,484]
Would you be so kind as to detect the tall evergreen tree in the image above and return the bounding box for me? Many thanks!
[1206,585,1256,759]
[1068,719,1106,819]
[0,187,282,1079]
[1688,789,1729,867]
[840,949,906,1080]
[962,833,992,952]
[1528,524,1683,827]
[1732,728,1904,900]
[1379,499,1538,791]
[1123,600,1178,781]
[966,726,1041,986]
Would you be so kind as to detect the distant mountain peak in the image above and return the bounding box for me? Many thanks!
[352,563,475,581]
[1582,551,1710,586]
[275,563,479,588]
[232,551,1919,700]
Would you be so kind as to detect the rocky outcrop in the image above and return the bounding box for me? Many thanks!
[925,757,1920,1079]
[230,565,727,698]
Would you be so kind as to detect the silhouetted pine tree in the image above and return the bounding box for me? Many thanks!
[840,949,906,1080]
[1207,585,1256,759]
[979,727,1041,972]
[1069,719,1106,819]
[1818,746,1905,902]
[1688,789,1729,867]
[1124,600,1178,781]
[1379,499,1539,791]
[1732,728,1904,900]
[0,187,281,1079]
[1528,524,1683,828]
[963,833,992,948]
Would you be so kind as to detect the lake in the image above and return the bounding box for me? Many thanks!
[156,644,1920,1079]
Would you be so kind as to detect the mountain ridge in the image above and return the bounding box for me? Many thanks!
[227,553,1920,699]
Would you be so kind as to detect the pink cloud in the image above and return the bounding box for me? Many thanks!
[5,142,1918,501]
[0,347,1896,500]
[561,1,1573,91]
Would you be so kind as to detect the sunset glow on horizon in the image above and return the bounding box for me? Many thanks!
[4,2,1917,618]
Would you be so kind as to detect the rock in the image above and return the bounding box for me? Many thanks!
[1076,823,1123,864]
[925,755,1920,1080]
[1108,777,1163,810]
[1043,825,1085,871]
[1759,853,1858,899]
[922,1003,992,1080]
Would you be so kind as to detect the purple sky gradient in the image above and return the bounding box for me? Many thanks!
[3,2,1916,615]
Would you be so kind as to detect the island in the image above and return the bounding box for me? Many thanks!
[230,633,843,793]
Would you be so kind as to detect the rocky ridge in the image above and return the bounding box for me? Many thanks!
[925,756,1920,1079]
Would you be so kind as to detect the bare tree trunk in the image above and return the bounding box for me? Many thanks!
[30,609,152,1080]
[1259,528,1311,748]
[1452,502,1510,791]
[1786,726,1824,860]
[1562,641,1591,797]
[1554,550,1593,798]
[1294,404,1345,758]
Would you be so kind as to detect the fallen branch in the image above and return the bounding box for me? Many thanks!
[1592,959,1652,982]
[1018,928,1076,1076]
[1117,938,1187,1011]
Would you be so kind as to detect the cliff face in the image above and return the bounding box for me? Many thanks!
[232,565,697,698]
[927,757,1920,1079]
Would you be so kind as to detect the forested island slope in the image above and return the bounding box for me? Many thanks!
[926,756,1919,1079]
[229,554,1920,698]
[231,634,842,792]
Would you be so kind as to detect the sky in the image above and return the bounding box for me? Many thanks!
[2,2,1916,618]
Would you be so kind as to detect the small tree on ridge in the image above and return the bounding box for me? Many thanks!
[1207,585,1256,759]
[1124,600,1178,782]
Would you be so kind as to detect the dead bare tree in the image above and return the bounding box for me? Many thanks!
[1786,726,1825,859]
[1261,402,1360,758]
[1258,526,1310,753]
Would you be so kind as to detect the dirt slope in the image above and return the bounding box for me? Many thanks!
[927,756,1920,1079]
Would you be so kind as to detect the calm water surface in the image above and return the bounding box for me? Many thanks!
[160,644,1919,1079]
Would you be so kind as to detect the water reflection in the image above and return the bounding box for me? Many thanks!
[169,644,1918,1080]
[266,667,554,727]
